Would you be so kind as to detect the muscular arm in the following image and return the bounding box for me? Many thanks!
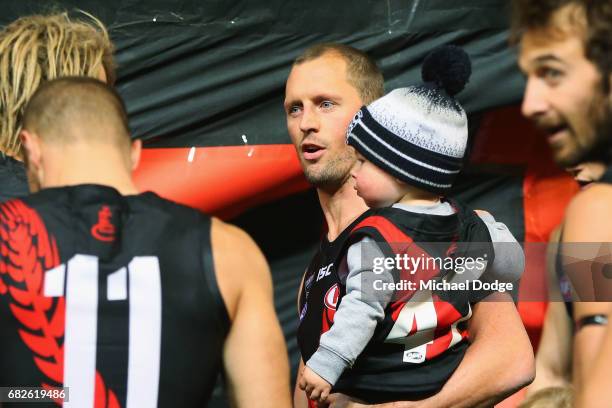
[328,294,535,408]
[528,302,572,394]
[403,216,533,407]
[561,185,612,396]
[404,293,534,408]
[411,213,532,407]
[573,303,608,392]
[422,213,533,406]
[295,358,309,408]
[212,218,291,408]
[577,304,612,408]
[527,227,572,396]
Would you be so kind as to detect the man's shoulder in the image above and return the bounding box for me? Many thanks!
[568,183,612,213]
[210,217,271,319]
[567,183,612,216]
[210,218,266,277]
[0,188,65,218]
[210,217,254,247]
[0,187,213,232]
[564,183,612,242]
[133,190,207,216]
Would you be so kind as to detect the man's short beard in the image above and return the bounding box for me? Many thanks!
[580,95,612,165]
[304,151,355,191]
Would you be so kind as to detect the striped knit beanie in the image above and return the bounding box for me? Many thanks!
[347,45,472,194]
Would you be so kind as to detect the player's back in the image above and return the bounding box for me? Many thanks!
[0,184,229,408]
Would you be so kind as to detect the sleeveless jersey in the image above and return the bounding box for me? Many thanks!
[298,200,494,403]
[0,184,229,408]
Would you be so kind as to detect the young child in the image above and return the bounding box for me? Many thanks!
[298,45,524,405]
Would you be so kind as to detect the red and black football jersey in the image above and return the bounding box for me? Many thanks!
[298,200,494,403]
[0,184,229,407]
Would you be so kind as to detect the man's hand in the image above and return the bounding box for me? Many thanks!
[299,366,332,404]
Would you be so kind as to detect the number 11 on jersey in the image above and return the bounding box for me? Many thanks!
[44,254,162,408]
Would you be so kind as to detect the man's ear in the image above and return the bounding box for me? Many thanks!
[130,138,142,171]
[20,129,42,168]
[19,129,44,192]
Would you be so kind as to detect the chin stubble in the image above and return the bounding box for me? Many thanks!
[579,97,612,165]
[305,150,355,189]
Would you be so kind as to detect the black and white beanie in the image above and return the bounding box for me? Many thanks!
[347,45,472,194]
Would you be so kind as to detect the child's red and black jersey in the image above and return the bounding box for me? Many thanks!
[0,184,229,408]
[297,200,494,403]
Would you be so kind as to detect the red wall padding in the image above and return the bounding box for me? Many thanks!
[133,145,310,219]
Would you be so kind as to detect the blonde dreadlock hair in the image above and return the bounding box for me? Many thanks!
[0,11,115,158]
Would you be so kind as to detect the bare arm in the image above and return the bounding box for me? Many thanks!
[561,185,612,396]
[295,358,309,408]
[527,227,572,395]
[528,302,572,394]
[295,273,310,408]
[577,304,612,408]
[572,302,608,392]
[212,218,292,408]
[409,293,534,408]
[328,293,535,408]
[404,213,533,407]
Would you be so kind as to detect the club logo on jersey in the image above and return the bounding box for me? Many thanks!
[321,284,340,334]
[91,206,116,242]
[324,284,339,310]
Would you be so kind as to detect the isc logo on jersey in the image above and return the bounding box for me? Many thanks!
[316,263,333,282]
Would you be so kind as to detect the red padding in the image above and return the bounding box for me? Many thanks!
[133,145,310,219]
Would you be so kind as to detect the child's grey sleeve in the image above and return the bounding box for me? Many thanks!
[305,236,394,385]
[477,211,525,283]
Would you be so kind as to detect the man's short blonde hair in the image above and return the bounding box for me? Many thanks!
[294,43,384,105]
[0,11,115,157]
[23,77,130,149]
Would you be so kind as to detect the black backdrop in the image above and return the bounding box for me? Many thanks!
[2,0,524,147]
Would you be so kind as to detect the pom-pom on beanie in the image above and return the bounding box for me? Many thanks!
[347,45,472,193]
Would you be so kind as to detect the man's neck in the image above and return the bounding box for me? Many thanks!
[317,180,368,242]
[41,147,139,196]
